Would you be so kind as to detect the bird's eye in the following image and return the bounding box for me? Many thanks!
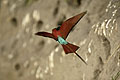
[56,26,60,31]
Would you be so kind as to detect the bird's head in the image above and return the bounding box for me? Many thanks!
[52,27,62,40]
[56,26,60,31]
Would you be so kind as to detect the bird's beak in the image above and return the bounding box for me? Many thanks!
[35,32,39,35]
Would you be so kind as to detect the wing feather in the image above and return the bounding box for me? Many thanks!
[35,32,55,40]
[59,11,87,39]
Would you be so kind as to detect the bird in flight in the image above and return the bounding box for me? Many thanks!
[35,11,87,64]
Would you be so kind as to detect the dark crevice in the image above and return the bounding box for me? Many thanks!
[38,40,45,46]
[53,0,60,17]
[15,63,20,71]
[66,0,81,7]
[93,69,102,80]
[10,17,17,27]
[23,0,39,6]
[98,35,111,60]
[36,20,43,30]
[53,6,59,16]
[0,46,5,53]
[57,15,66,26]
[99,57,104,65]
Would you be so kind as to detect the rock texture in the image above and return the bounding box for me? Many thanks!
[0,0,120,80]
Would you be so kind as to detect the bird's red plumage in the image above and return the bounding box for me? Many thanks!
[52,28,62,40]
[59,11,87,39]
[62,43,79,54]
[35,11,87,64]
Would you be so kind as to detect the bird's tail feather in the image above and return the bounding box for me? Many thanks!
[62,43,87,64]
[62,43,79,54]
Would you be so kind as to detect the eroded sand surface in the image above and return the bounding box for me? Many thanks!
[0,0,120,80]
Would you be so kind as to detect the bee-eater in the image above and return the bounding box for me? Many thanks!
[35,11,87,64]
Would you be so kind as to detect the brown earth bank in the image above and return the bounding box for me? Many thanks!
[0,0,120,80]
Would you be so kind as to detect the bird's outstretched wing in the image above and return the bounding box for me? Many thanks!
[59,11,87,39]
[35,32,55,40]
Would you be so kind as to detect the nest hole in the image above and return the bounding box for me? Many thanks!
[36,20,43,30]
[10,17,17,27]
[15,63,20,71]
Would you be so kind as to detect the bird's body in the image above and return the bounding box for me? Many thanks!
[52,28,62,40]
[57,36,68,44]
[35,11,87,64]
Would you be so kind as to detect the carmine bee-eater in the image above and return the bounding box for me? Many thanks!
[35,11,87,64]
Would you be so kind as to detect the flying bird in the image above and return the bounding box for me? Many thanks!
[35,11,87,64]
